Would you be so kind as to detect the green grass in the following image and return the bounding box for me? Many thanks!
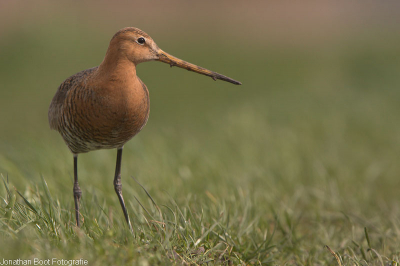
[1,18,400,265]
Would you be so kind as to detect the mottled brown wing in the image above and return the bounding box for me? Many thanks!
[48,67,98,131]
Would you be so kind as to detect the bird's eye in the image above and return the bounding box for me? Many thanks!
[137,37,146,45]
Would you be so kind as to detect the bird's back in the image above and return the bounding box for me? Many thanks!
[48,67,98,131]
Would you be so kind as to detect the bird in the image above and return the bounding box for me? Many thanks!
[48,27,241,232]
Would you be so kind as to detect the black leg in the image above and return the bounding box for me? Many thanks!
[114,147,133,232]
[73,154,82,227]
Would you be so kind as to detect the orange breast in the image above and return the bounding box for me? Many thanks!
[59,76,150,154]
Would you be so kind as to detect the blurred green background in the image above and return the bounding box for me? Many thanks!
[1,0,400,261]
[1,0,400,208]
[1,0,400,213]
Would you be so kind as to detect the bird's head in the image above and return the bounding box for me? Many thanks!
[109,27,241,85]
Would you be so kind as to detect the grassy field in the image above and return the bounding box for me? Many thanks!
[1,2,400,265]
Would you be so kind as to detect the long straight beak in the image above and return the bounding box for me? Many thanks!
[157,49,242,85]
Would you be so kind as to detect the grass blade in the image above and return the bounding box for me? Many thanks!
[131,176,157,207]
[5,187,16,222]
[16,190,39,215]
[325,245,342,266]
[365,227,371,249]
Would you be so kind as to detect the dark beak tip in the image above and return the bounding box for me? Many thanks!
[223,78,242,85]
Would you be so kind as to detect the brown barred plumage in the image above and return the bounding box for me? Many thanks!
[48,27,241,231]
[49,66,149,154]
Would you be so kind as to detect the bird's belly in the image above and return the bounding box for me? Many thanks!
[61,87,150,154]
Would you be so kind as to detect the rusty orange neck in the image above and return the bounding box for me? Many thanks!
[95,43,138,84]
